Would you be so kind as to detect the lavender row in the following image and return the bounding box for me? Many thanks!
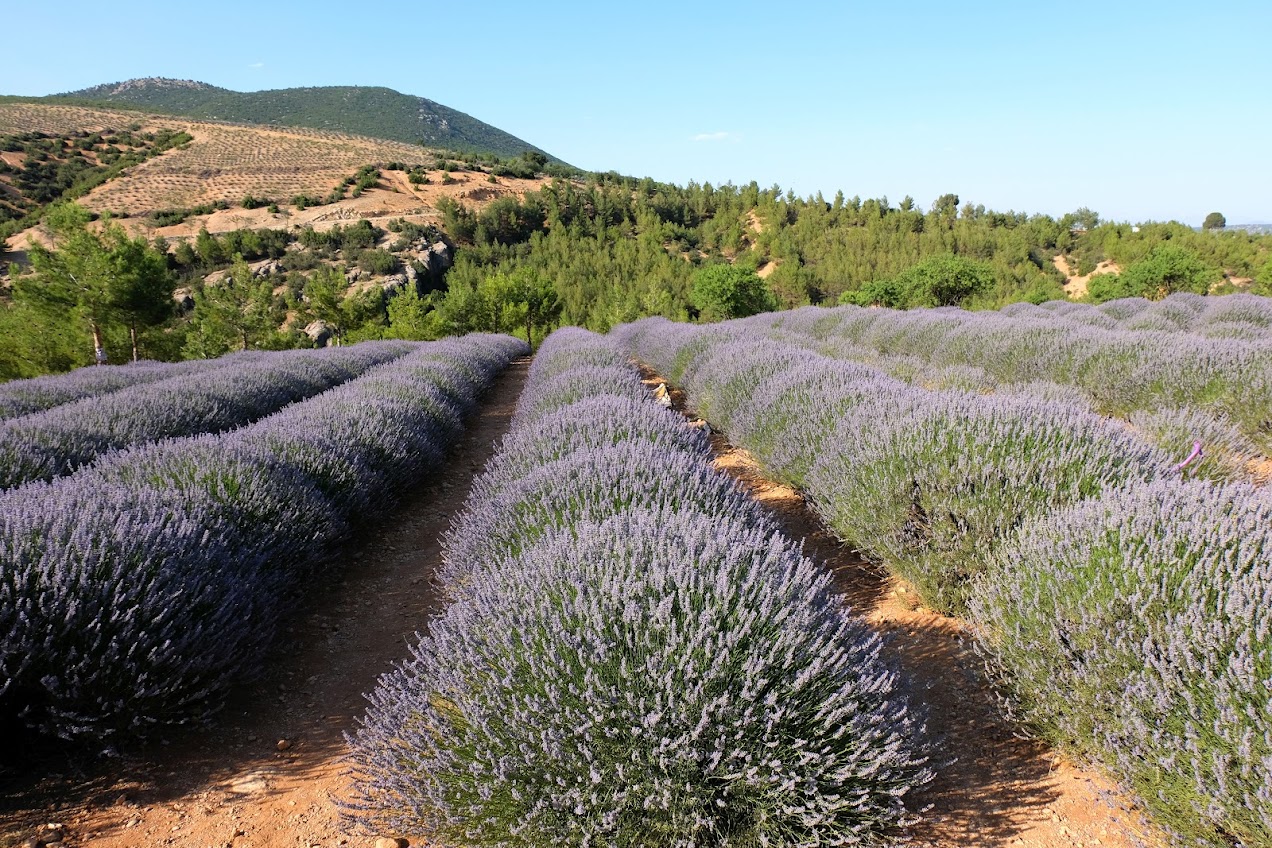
[1021,291,1272,341]
[0,333,528,744]
[616,317,1271,846]
[615,318,1176,611]
[0,357,232,422]
[0,343,415,489]
[347,327,931,847]
[970,481,1272,847]
[763,299,1272,452]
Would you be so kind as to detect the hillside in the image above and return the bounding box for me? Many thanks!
[0,101,554,251]
[42,78,556,161]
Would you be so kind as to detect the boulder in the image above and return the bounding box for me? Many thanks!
[304,320,333,347]
[429,240,453,270]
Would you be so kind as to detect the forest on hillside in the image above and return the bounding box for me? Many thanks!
[3,163,1272,380]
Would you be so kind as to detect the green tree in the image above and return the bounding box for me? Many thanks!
[108,232,175,360]
[430,281,497,337]
[21,204,120,363]
[1062,207,1101,231]
[689,264,778,321]
[1202,212,1226,231]
[1253,258,1272,297]
[1116,244,1219,300]
[844,254,994,309]
[301,265,384,345]
[503,267,561,345]
[385,285,435,340]
[19,203,173,364]
[183,256,277,356]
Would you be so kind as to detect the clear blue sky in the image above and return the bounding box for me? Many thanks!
[6,0,1270,225]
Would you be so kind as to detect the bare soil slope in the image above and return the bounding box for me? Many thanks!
[0,103,553,250]
[1053,255,1121,300]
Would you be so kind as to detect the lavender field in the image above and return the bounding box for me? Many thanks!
[615,293,1272,848]
[0,334,527,742]
[350,328,932,846]
[2,297,1268,848]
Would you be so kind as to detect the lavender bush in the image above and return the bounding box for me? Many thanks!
[0,334,527,743]
[746,300,1272,451]
[510,364,648,428]
[442,438,768,584]
[804,392,1172,612]
[0,357,226,421]
[730,363,916,488]
[354,508,930,847]
[526,325,633,380]
[485,394,710,482]
[350,328,931,846]
[0,343,414,489]
[0,481,271,739]
[969,481,1272,848]
[1130,406,1262,483]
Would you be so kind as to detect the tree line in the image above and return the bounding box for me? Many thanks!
[4,175,1271,379]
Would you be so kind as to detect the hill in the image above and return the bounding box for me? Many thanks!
[0,101,553,251]
[42,78,556,162]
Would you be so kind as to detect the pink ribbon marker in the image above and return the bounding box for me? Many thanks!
[1175,440,1204,472]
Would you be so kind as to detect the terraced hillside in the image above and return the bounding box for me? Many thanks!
[49,79,554,160]
[0,102,553,246]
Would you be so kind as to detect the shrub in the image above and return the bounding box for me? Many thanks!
[510,364,646,427]
[0,359,222,421]
[0,345,409,489]
[0,335,528,745]
[350,328,931,846]
[443,439,767,583]
[0,481,270,740]
[353,507,930,847]
[805,393,1172,612]
[487,394,709,482]
[689,264,778,321]
[357,248,400,276]
[1130,406,1261,483]
[970,481,1272,847]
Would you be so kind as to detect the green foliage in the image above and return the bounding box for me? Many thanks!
[490,150,548,179]
[182,256,280,356]
[297,220,382,255]
[1254,259,1272,296]
[1086,244,1220,302]
[842,254,994,308]
[0,127,193,234]
[299,265,384,345]
[15,203,175,365]
[149,200,230,228]
[0,299,86,378]
[384,285,433,340]
[689,263,778,321]
[356,249,399,275]
[1202,211,1226,231]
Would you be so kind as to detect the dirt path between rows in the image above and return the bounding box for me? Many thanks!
[640,370,1167,848]
[0,358,531,848]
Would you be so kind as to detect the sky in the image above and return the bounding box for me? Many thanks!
[5,0,1270,226]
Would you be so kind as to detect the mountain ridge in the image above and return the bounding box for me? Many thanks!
[40,77,556,162]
